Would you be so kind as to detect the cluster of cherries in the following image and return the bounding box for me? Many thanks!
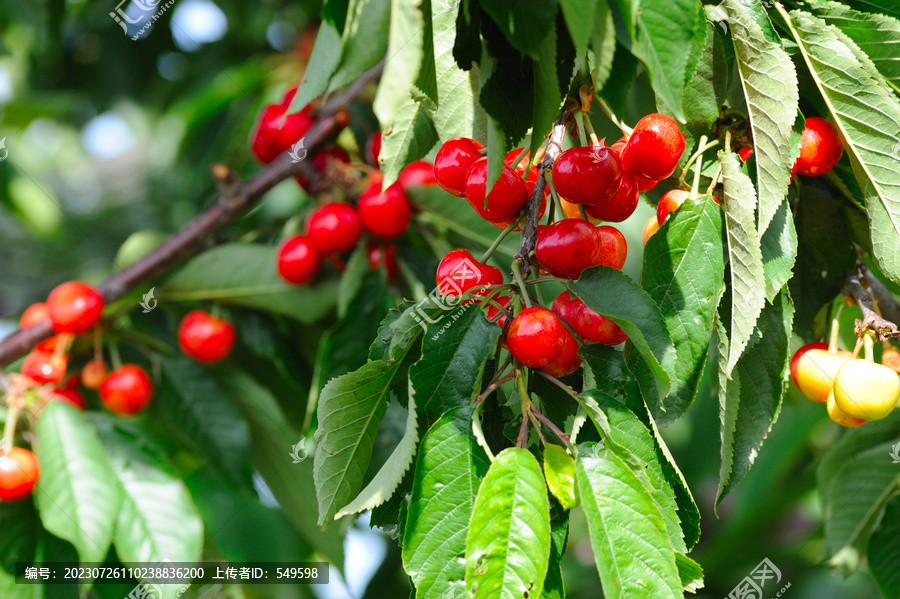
[791,339,900,427]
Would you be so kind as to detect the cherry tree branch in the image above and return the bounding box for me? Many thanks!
[0,61,383,368]
[845,263,900,341]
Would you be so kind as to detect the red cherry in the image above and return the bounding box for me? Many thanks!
[47,281,104,335]
[486,295,514,328]
[643,215,661,245]
[434,137,485,197]
[552,291,626,345]
[583,173,640,222]
[22,351,67,384]
[535,219,602,280]
[19,303,61,352]
[398,161,438,189]
[366,131,383,166]
[610,138,627,156]
[789,341,830,389]
[47,386,85,409]
[277,235,321,285]
[656,189,693,226]
[99,364,153,415]
[366,242,399,283]
[436,249,503,300]
[295,147,351,190]
[551,291,584,328]
[504,148,542,184]
[507,307,565,368]
[738,146,754,161]
[250,95,315,164]
[0,447,40,501]
[553,146,623,206]
[541,326,581,378]
[178,310,236,363]
[357,182,412,239]
[795,117,843,176]
[493,193,547,231]
[621,114,685,181]
[594,226,627,270]
[81,359,107,389]
[635,177,658,191]
[464,157,529,223]
[306,203,363,254]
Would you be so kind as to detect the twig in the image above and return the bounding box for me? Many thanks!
[0,62,383,368]
[530,406,572,449]
[845,264,900,341]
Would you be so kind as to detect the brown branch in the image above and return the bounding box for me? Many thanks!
[0,61,384,368]
[845,264,900,341]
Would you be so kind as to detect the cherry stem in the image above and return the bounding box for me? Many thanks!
[2,394,20,454]
[510,143,531,175]
[109,341,123,370]
[477,370,516,404]
[852,336,864,359]
[681,137,717,186]
[530,406,572,450]
[706,163,723,196]
[828,301,844,353]
[724,129,733,154]
[549,182,564,224]
[512,260,532,308]
[52,334,73,363]
[515,369,531,449]
[479,221,518,263]
[93,329,104,362]
[594,97,633,137]
[573,111,589,147]
[578,204,590,222]
[580,112,601,146]
[864,334,875,362]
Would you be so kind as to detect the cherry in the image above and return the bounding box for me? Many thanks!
[0,447,40,501]
[594,226,627,270]
[620,114,685,181]
[609,137,627,156]
[486,295,514,328]
[47,281,104,335]
[464,158,529,223]
[493,194,546,231]
[178,310,236,363]
[551,291,626,345]
[366,131,382,166]
[738,146,754,161]
[506,307,565,368]
[22,350,67,384]
[306,203,363,254]
[295,147,351,190]
[656,189,694,226]
[367,242,399,283]
[790,344,853,403]
[277,235,322,285]
[583,173,639,222]
[434,137,485,197]
[47,386,85,409]
[827,391,866,428]
[81,359,107,390]
[398,161,438,189]
[99,364,154,415]
[832,359,900,420]
[553,146,623,206]
[559,198,599,224]
[19,302,61,352]
[635,177,658,191]
[535,219,601,280]
[541,326,582,378]
[642,215,661,245]
[251,91,315,164]
[795,117,843,176]
[436,249,503,300]
[504,148,542,185]
[357,182,412,239]
[789,342,828,389]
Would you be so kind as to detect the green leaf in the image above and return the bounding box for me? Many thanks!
[403,413,489,598]
[544,444,578,510]
[542,509,568,599]
[156,357,252,487]
[785,9,900,283]
[336,384,418,518]
[615,0,703,121]
[675,553,704,593]
[719,151,766,375]
[289,22,343,115]
[868,495,900,598]
[328,0,392,93]
[682,20,728,135]
[818,412,900,559]
[34,402,122,563]
[726,0,799,235]
[374,0,427,128]
[576,446,682,599]
[162,244,338,323]
[717,288,794,503]
[760,198,798,301]
[314,358,408,526]
[561,0,598,57]
[640,195,725,424]
[479,19,535,149]
[379,96,439,188]
[590,0,617,92]
[840,0,900,29]
[465,448,551,599]
[568,267,676,401]
[531,23,565,165]
[410,305,498,417]
[480,0,558,59]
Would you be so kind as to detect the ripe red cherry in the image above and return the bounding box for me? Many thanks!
[493,194,547,231]
[306,203,363,254]
[22,351,67,384]
[99,364,153,415]
[594,226,627,270]
[789,341,829,389]
[583,173,640,222]
[541,326,582,378]
[635,177,658,191]
[81,359,107,389]
[251,92,315,164]
[0,447,40,501]
[738,146,754,161]
[357,182,412,239]
[656,189,693,226]
[277,235,321,285]
[621,113,685,181]
[436,249,503,300]
[552,291,627,345]
[20,302,61,352]
[553,146,623,206]
[795,117,843,176]
[367,242,399,283]
[47,281,104,334]
[47,386,85,409]
[434,137,484,197]
[486,295,514,328]
[366,131,383,166]
[504,148,542,184]
[551,291,583,328]
[398,161,438,189]
[609,138,627,156]
[507,307,566,368]
[464,158,529,223]
[178,310,236,363]
[535,220,601,280]
[295,147,351,190]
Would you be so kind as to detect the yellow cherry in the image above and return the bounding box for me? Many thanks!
[826,390,866,428]
[833,359,900,421]
[791,347,853,403]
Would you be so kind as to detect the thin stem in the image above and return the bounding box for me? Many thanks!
[477,370,516,404]
[516,369,531,449]
[828,301,844,353]
[573,111,588,147]
[681,137,717,182]
[864,334,875,362]
[578,204,590,221]
[706,164,723,196]
[535,370,580,401]
[852,336,864,359]
[510,143,531,174]
[109,341,123,370]
[479,221,519,263]
[2,396,20,453]
[512,260,532,308]
[581,112,601,146]
[689,136,708,197]
[530,407,573,451]
[549,183,564,224]
[724,129,733,154]
[594,97,633,137]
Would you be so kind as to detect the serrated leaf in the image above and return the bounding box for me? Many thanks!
[403,413,489,599]
[785,9,900,283]
[327,0,392,93]
[374,0,427,128]
[760,198,798,300]
[726,0,799,235]
[682,20,728,135]
[841,0,900,27]
[590,0,616,92]
[717,288,793,503]
[531,23,564,165]
[868,495,900,597]
[576,446,683,599]
[381,95,439,188]
[676,553,704,593]
[289,22,342,115]
[465,448,551,599]
[336,384,418,518]
[544,445,577,511]
[561,0,597,57]
[568,267,676,401]
[480,0,558,60]
[479,18,535,149]
[34,402,122,563]
[162,244,338,323]
[641,195,725,424]
[719,151,766,375]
